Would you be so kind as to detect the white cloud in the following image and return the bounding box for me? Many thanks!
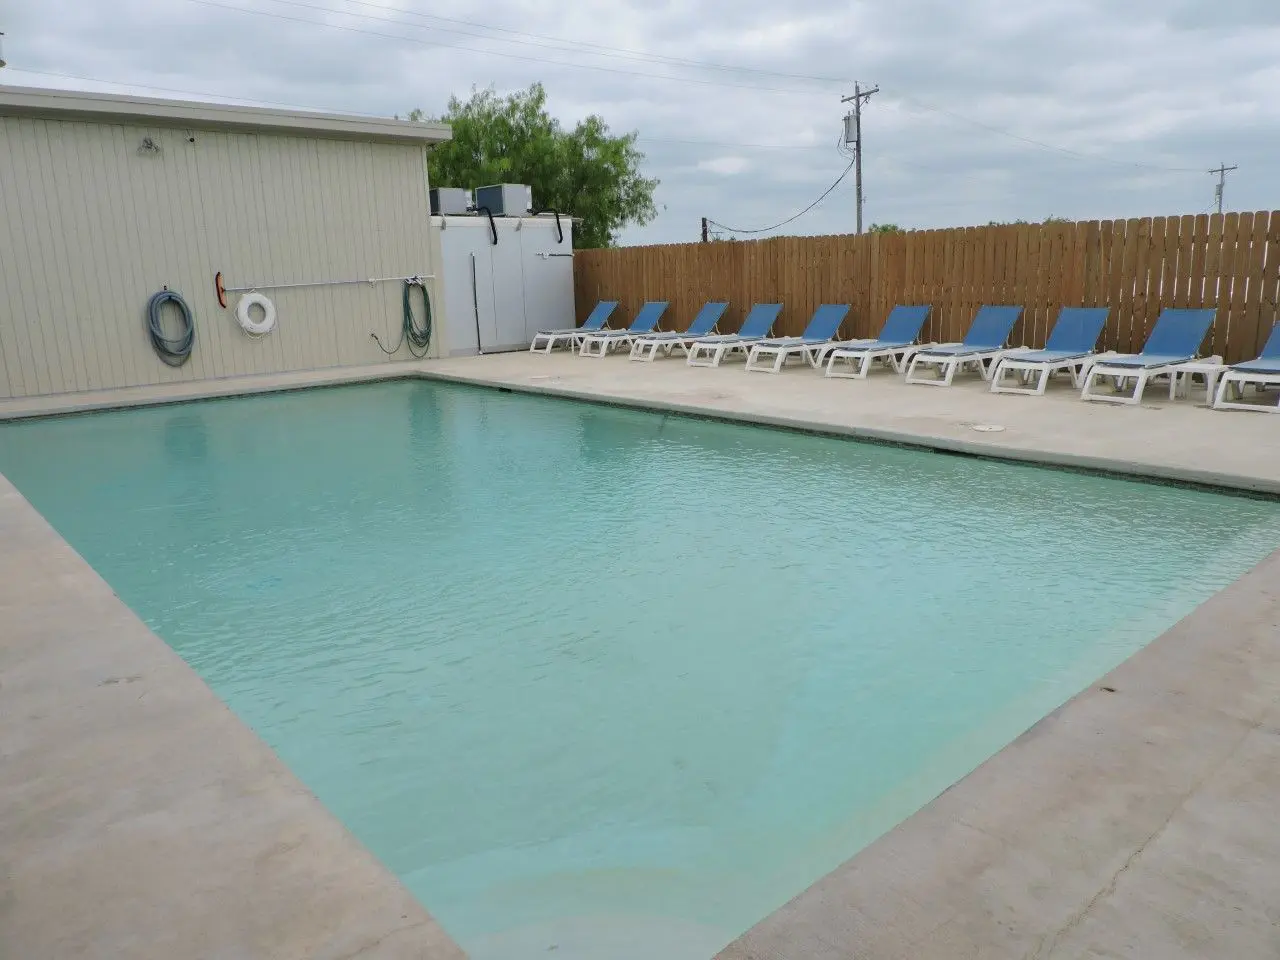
[697,156,750,176]
[3,0,1278,244]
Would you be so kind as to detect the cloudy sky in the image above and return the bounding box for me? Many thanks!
[4,0,1278,245]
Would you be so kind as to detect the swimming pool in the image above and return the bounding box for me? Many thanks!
[1,379,1277,959]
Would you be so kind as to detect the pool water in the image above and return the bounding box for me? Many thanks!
[2,380,1278,959]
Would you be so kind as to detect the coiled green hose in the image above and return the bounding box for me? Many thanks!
[146,289,195,366]
[372,278,433,359]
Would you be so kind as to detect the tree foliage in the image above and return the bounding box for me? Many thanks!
[411,84,659,249]
[987,216,1072,226]
[868,223,903,233]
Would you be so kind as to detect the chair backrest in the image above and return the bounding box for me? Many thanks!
[628,301,669,332]
[801,304,851,340]
[1257,322,1280,360]
[1142,308,1215,356]
[738,303,783,338]
[1043,307,1109,353]
[581,301,619,331]
[686,302,729,337]
[877,305,931,344]
[962,306,1022,349]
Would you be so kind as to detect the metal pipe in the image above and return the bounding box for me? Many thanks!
[221,274,435,294]
[470,253,485,355]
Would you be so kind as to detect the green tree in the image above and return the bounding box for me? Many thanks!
[988,216,1072,226]
[410,84,659,249]
[868,223,903,233]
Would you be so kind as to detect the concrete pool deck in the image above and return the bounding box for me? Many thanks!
[2,350,1280,959]
[0,475,466,959]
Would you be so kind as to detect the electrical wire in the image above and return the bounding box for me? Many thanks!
[188,0,830,95]
[639,135,827,151]
[707,159,855,235]
[11,71,1209,175]
[9,70,835,152]
[251,0,852,85]
[6,68,398,117]
[890,92,1205,173]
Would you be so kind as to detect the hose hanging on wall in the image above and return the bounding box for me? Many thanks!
[371,277,433,359]
[146,289,195,366]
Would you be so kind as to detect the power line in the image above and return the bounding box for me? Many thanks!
[707,159,854,235]
[6,70,835,150]
[251,0,852,85]
[3,67,397,116]
[639,135,826,151]
[187,0,829,95]
[6,68,844,155]
[9,68,1213,180]
[891,92,1205,173]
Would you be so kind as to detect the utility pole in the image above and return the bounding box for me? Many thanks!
[842,83,878,234]
[1208,163,1237,215]
[701,216,708,243]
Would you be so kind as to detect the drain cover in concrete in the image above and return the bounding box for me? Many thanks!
[971,424,1006,433]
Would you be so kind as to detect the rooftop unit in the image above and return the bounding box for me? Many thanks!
[429,187,471,216]
[474,183,532,217]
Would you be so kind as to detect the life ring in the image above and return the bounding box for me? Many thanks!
[236,292,277,336]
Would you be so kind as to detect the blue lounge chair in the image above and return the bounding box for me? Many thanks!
[530,300,619,354]
[904,305,1023,386]
[989,307,1111,396]
[743,304,852,373]
[824,305,933,378]
[687,303,783,367]
[1080,307,1216,405]
[578,301,669,357]
[1214,323,1280,412]
[629,301,728,362]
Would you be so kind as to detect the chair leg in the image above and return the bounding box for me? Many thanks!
[1034,367,1050,396]
[989,360,1007,392]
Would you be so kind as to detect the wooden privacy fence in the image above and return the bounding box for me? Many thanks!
[574,211,1280,365]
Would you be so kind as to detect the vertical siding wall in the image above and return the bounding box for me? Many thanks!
[574,213,1280,365]
[0,117,441,400]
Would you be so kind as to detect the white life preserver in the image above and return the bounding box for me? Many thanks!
[236,292,277,336]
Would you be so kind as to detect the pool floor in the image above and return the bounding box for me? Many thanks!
[1,379,1277,959]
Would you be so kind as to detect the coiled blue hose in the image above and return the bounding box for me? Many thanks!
[146,289,195,366]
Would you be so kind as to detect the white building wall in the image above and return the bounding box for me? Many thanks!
[0,114,445,400]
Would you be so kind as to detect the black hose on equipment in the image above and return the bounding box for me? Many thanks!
[146,289,195,366]
[372,278,433,359]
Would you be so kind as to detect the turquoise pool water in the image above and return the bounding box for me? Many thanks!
[2,380,1278,959]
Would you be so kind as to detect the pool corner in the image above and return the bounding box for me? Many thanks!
[0,474,468,960]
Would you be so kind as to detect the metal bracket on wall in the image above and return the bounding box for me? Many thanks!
[536,253,575,259]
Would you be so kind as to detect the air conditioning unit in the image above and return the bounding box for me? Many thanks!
[430,187,471,216]
[475,183,532,217]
